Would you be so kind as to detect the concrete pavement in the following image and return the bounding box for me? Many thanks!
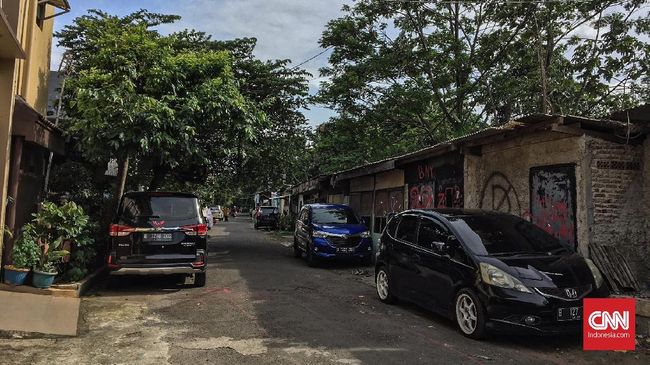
[0,217,647,364]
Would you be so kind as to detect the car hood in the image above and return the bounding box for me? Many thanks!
[480,253,594,288]
[312,224,368,235]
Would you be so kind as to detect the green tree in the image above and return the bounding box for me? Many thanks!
[314,0,649,173]
[56,11,261,207]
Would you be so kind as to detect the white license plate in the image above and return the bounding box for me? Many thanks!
[336,247,354,253]
[143,233,173,242]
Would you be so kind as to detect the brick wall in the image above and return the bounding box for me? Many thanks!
[587,136,648,288]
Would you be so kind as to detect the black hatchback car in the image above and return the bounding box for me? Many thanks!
[254,206,280,230]
[107,191,207,287]
[375,209,608,339]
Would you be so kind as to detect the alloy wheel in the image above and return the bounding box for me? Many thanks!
[456,293,478,334]
[376,270,389,300]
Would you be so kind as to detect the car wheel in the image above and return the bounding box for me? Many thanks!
[375,266,397,304]
[455,288,486,339]
[194,272,206,288]
[293,237,302,258]
[306,242,318,267]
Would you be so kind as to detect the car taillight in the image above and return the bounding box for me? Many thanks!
[183,224,208,236]
[109,224,134,237]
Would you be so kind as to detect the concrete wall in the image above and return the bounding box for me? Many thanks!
[587,136,648,288]
[464,131,589,255]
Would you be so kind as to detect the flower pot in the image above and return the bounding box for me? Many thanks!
[3,265,29,286]
[32,270,57,288]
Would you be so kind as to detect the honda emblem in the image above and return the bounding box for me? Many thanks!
[565,288,578,299]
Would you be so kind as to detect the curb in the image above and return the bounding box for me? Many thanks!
[1,266,106,298]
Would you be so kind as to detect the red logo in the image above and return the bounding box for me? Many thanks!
[151,220,165,228]
[583,298,635,351]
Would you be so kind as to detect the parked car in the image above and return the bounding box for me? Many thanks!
[107,191,207,287]
[254,206,280,230]
[211,206,224,221]
[375,209,609,339]
[294,204,373,266]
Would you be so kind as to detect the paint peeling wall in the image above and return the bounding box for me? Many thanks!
[464,131,589,255]
[587,136,648,288]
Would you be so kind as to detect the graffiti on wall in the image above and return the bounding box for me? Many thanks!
[479,172,522,214]
[530,165,577,248]
[410,183,435,209]
[406,161,464,209]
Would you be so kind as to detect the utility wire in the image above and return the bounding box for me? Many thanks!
[291,46,333,70]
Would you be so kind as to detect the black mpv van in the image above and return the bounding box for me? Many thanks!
[107,191,207,287]
[375,209,609,339]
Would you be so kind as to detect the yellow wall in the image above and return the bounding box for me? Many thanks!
[0,1,57,267]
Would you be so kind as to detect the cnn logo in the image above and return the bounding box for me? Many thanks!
[583,298,635,351]
[587,311,629,330]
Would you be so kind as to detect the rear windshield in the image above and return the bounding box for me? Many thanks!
[449,214,569,256]
[312,207,359,225]
[261,207,278,214]
[118,195,201,227]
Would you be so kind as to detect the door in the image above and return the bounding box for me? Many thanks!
[390,214,420,300]
[295,208,310,249]
[415,217,455,312]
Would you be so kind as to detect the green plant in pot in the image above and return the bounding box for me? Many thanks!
[18,202,72,288]
[3,227,39,285]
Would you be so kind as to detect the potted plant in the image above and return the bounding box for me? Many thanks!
[3,227,39,285]
[13,202,74,288]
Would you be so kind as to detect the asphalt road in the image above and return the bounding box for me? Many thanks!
[1,217,647,364]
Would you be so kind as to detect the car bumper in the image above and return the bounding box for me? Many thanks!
[481,284,609,335]
[312,237,373,259]
[109,263,205,276]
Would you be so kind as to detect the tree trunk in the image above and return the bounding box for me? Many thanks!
[112,155,129,215]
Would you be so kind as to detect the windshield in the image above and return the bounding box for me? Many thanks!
[118,195,201,227]
[312,207,360,225]
[450,214,569,256]
[261,207,278,215]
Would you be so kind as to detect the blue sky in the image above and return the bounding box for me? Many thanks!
[53,1,350,127]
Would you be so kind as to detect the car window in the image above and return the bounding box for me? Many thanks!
[385,215,400,237]
[118,195,200,227]
[417,218,450,249]
[261,207,278,215]
[449,214,569,256]
[312,207,360,225]
[395,215,418,243]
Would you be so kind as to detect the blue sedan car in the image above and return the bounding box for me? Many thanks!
[293,204,373,266]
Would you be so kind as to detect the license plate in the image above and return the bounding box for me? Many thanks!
[336,247,354,254]
[143,233,173,242]
[556,306,582,321]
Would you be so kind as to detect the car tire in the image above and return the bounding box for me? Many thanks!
[194,272,206,288]
[293,237,302,258]
[455,288,486,340]
[375,266,397,304]
[306,242,318,267]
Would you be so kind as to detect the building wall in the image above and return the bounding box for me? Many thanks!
[587,136,648,287]
[464,131,589,254]
[0,1,56,267]
[17,1,54,114]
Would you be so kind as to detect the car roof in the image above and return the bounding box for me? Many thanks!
[303,203,351,209]
[123,191,198,199]
[405,208,514,219]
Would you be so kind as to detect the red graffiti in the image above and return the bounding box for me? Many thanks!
[417,164,435,181]
[532,197,575,245]
[410,184,434,209]
[436,186,463,208]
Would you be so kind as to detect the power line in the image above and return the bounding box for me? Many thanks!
[292,46,333,70]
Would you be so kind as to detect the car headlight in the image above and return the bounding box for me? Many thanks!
[479,263,532,293]
[361,231,371,238]
[584,258,604,288]
[312,231,328,238]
